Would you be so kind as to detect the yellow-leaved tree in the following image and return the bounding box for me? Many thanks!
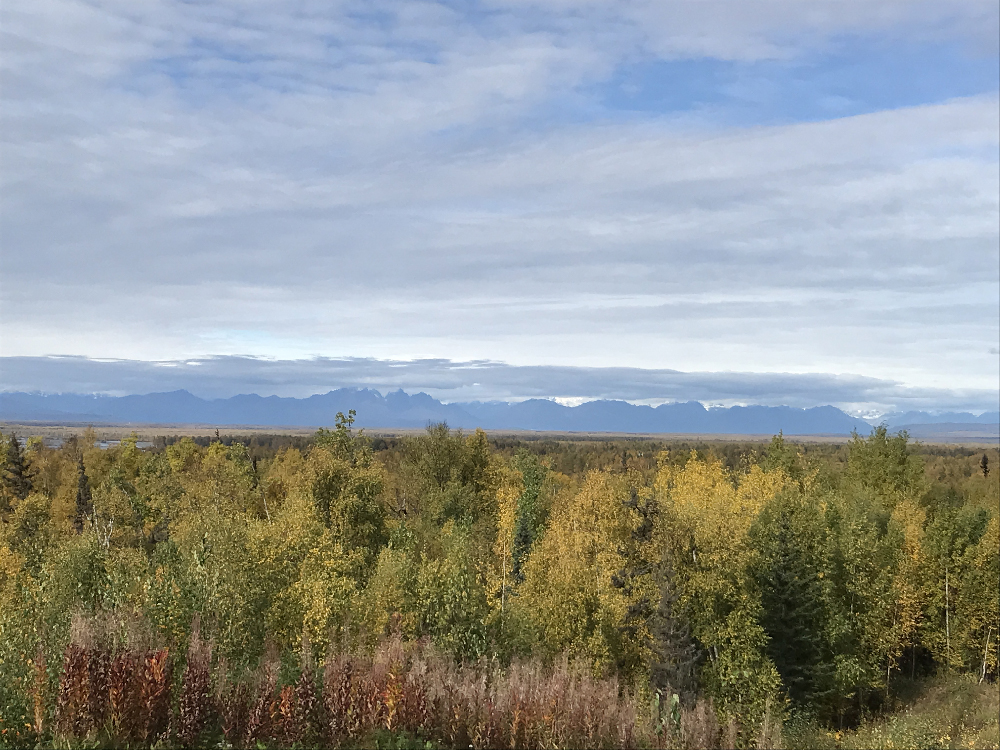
[655,452,784,724]
[887,498,928,682]
[519,470,646,673]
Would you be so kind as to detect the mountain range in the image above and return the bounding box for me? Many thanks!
[4,389,995,435]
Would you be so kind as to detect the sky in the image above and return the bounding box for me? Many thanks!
[1,1,998,414]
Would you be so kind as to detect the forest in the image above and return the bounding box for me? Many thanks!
[0,417,997,749]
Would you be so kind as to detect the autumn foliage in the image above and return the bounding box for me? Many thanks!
[34,634,728,748]
[0,421,996,748]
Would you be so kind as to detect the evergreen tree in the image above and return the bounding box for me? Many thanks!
[74,454,93,533]
[751,491,834,710]
[613,484,699,701]
[511,450,547,583]
[3,432,34,501]
[648,551,700,706]
[613,487,655,643]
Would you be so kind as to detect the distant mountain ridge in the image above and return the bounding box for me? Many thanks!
[880,411,1000,428]
[0,389,896,435]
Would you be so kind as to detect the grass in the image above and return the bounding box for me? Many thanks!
[785,675,999,750]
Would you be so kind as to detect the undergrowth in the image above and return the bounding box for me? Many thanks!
[784,674,999,750]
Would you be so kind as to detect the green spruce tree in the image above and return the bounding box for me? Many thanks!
[511,449,548,583]
[614,485,699,702]
[3,432,34,501]
[648,551,700,706]
[752,491,835,711]
[74,454,92,533]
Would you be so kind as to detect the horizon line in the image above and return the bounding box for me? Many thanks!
[2,387,997,420]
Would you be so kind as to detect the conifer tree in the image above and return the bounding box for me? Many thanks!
[613,488,655,645]
[74,455,92,534]
[511,450,547,583]
[648,552,700,706]
[3,432,34,501]
[751,491,834,710]
[614,485,698,698]
[0,432,8,515]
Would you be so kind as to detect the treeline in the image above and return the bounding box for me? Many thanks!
[0,418,996,748]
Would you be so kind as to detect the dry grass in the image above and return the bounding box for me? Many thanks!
[783,675,1000,750]
[37,632,766,748]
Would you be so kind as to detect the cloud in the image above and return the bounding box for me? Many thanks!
[3,97,996,390]
[1,1,997,400]
[2,355,996,415]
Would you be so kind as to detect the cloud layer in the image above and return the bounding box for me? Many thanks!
[1,1,998,398]
[3,355,996,416]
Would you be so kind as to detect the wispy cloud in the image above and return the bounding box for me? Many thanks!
[1,1,997,399]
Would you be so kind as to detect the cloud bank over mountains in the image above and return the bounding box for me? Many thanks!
[2,355,996,416]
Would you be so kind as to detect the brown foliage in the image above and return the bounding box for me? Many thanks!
[88,646,111,734]
[323,652,355,743]
[55,644,90,739]
[139,648,172,741]
[273,683,297,747]
[45,632,718,748]
[108,649,141,742]
[177,628,213,747]
[53,644,171,744]
[680,698,721,750]
[316,638,640,749]
[244,660,278,747]
[293,649,321,747]
[217,679,251,749]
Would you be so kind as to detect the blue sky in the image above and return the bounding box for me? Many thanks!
[1,1,998,413]
[598,36,998,124]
